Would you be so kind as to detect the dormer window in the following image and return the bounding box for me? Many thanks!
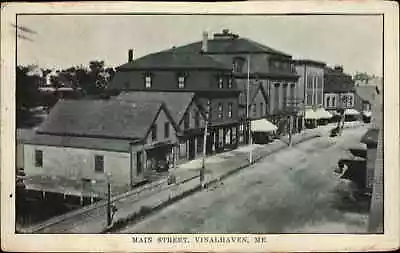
[145,74,152,88]
[232,57,245,73]
[178,76,185,88]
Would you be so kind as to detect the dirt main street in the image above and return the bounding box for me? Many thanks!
[117,126,370,234]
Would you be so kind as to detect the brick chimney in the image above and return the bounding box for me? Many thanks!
[201,31,208,53]
[128,49,134,63]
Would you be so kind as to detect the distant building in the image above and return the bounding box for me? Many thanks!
[294,59,331,127]
[21,99,179,197]
[323,66,359,120]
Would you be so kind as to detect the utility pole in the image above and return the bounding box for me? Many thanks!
[247,55,253,164]
[200,107,210,187]
[288,114,293,147]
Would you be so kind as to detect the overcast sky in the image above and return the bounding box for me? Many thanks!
[15,15,383,76]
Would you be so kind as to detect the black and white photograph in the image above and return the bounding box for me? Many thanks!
[1,1,399,252]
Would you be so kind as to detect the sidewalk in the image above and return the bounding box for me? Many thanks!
[28,123,364,234]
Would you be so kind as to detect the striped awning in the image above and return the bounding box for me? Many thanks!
[315,108,333,119]
[250,119,278,132]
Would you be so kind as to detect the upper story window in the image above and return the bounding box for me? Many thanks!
[218,77,223,89]
[332,96,336,107]
[326,97,331,107]
[228,78,233,89]
[217,103,223,119]
[184,113,190,129]
[94,155,104,173]
[145,74,152,88]
[232,57,245,73]
[206,99,211,117]
[252,103,257,116]
[228,103,233,118]
[178,76,185,88]
[164,122,170,139]
[151,124,157,141]
[35,150,43,167]
[195,110,200,128]
[260,102,264,116]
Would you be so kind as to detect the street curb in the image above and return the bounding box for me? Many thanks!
[102,133,321,233]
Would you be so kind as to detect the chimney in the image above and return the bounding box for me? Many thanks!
[334,65,343,72]
[128,49,134,63]
[201,31,208,53]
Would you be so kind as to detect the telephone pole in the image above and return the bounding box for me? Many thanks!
[246,55,253,164]
[200,107,210,187]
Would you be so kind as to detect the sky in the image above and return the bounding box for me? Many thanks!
[15,15,383,76]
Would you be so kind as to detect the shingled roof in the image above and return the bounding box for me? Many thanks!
[169,37,291,57]
[116,91,196,124]
[37,99,164,140]
[117,50,231,71]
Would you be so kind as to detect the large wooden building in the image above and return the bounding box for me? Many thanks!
[109,47,242,155]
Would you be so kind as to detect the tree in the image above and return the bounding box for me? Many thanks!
[16,65,41,126]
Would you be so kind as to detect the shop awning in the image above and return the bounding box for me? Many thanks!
[305,109,319,120]
[315,108,333,119]
[250,119,278,132]
[345,108,360,116]
[363,111,372,117]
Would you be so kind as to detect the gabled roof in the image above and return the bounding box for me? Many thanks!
[355,86,377,104]
[117,50,231,71]
[37,99,164,140]
[170,37,291,57]
[237,82,266,106]
[116,91,196,124]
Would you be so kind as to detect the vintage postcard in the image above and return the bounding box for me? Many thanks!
[1,1,399,252]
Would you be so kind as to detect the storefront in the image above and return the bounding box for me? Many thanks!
[250,119,278,144]
[145,142,174,173]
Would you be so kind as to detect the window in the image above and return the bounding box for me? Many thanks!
[145,75,152,88]
[232,57,244,73]
[151,124,157,141]
[184,113,190,129]
[178,76,185,88]
[228,78,233,88]
[195,110,200,128]
[164,122,170,138]
[218,77,223,89]
[326,97,331,107]
[252,103,257,116]
[332,96,336,107]
[35,150,43,167]
[228,103,233,118]
[94,155,104,173]
[206,99,211,118]
[218,103,223,119]
[348,95,353,107]
[260,102,264,116]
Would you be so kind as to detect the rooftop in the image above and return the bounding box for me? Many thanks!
[37,99,164,140]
